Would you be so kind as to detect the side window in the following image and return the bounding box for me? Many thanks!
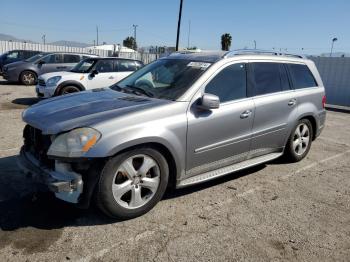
[42,54,62,64]
[288,64,317,89]
[7,51,19,59]
[252,62,284,95]
[205,63,247,103]
[135,61,143,70]
[94,60,114,73]
[279,64,291,91]
[63,54,81,63]
[118,60,137,72]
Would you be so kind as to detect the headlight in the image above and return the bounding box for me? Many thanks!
[47,127,101,157]
[46,76,62,86]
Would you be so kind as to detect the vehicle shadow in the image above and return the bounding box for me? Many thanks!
[12,98,41,106]
[0,154,267,232]
[0,79,18,86]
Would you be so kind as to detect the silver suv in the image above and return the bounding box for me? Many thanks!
[18,50,326,219]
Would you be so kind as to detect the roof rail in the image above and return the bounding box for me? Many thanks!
[223,49,305,59]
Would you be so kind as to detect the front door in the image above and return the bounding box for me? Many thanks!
[186,62,255,177]
[87,59,117,89]
[38,54,64,74]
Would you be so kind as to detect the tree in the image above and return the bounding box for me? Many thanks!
[123,36,137,50]
[221,33,232,51]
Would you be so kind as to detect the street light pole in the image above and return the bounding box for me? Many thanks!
[133,24,138,50]
[330,37,338,57]
[253,40,256,49]
[175,0,184,51]
[96,25,99,46]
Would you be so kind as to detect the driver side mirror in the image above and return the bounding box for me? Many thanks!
[37,60,45,65]
[90,69,99,78]
[198,93,220,110]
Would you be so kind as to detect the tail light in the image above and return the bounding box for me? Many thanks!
[322,95,326,108]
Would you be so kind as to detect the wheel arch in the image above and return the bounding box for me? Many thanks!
[54,80,86,96]
[110,142,178,189]
[19,70,37,82]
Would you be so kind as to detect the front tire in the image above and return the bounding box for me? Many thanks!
[284,119,313,162]
[20,71,37,85]
[95,148,169,219]
[59,85,80,95]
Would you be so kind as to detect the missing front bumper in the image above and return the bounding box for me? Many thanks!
[17,148,83,203]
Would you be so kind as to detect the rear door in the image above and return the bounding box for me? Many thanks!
[186,62,255,177]
[249,61,298,156]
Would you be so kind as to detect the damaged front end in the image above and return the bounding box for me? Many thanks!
[17,125,101,207]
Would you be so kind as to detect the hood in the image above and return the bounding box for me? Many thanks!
[39,71,76,81]
[22,88,170,134]
[5,60,27,68]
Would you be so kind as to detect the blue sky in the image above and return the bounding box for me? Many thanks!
[1,0,349,54]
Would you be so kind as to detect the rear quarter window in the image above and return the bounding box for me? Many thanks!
[288,64,317,89]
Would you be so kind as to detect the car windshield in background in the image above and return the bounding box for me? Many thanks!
[111,59,211,100]
[70,59,96,73]
[25,53,46,62]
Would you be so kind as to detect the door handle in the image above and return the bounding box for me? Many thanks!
[108,76,114,79]
[240,110,252,119]
[288,99,297,106]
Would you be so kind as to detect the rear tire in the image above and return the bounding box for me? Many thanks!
[95,147,169,219]
[20,71,37,85]
[59,85,80,95]
[284,119,313,162]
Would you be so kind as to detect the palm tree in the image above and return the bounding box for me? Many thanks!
[221,33,232,51]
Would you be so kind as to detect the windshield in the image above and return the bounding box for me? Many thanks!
[25,53,46,62]
[71,59,96,73]
[111,59,211,100]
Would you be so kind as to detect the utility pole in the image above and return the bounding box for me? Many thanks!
[175,0,184,51]
[187,20,191,49]
[96,25,99,46]
[253,40,256,49]
[42,34,46,45]
[133,24,138,50]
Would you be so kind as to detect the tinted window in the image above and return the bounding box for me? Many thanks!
[288,64,317,89]
[63,54,81,63]
[279,64,291,91]
[42,54,62,64]
[7,51,19,59]
[252,62,285,95]
[118,60,137,71]
[205,63,247,103]
[94,60,114,73]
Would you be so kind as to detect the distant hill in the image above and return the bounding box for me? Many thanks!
[0,33,34,43]
[49,40,90,48]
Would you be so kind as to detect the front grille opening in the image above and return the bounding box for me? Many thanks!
[23,125,54,169]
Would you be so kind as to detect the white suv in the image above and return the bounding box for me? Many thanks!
[36,57,143,98]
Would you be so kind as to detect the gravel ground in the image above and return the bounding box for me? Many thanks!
[0,77,349,262]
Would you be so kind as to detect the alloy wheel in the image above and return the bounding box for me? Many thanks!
[293,123,310,155]
[112,154,160,209]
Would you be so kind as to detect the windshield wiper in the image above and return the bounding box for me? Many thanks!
[125,85,154,98]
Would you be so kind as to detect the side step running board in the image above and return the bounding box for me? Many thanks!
[177,152,283,188]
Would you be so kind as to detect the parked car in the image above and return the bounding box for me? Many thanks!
[36,57,144,98]
[18,50,326,219]
[2,52,98,85]
[0,50,41,74]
